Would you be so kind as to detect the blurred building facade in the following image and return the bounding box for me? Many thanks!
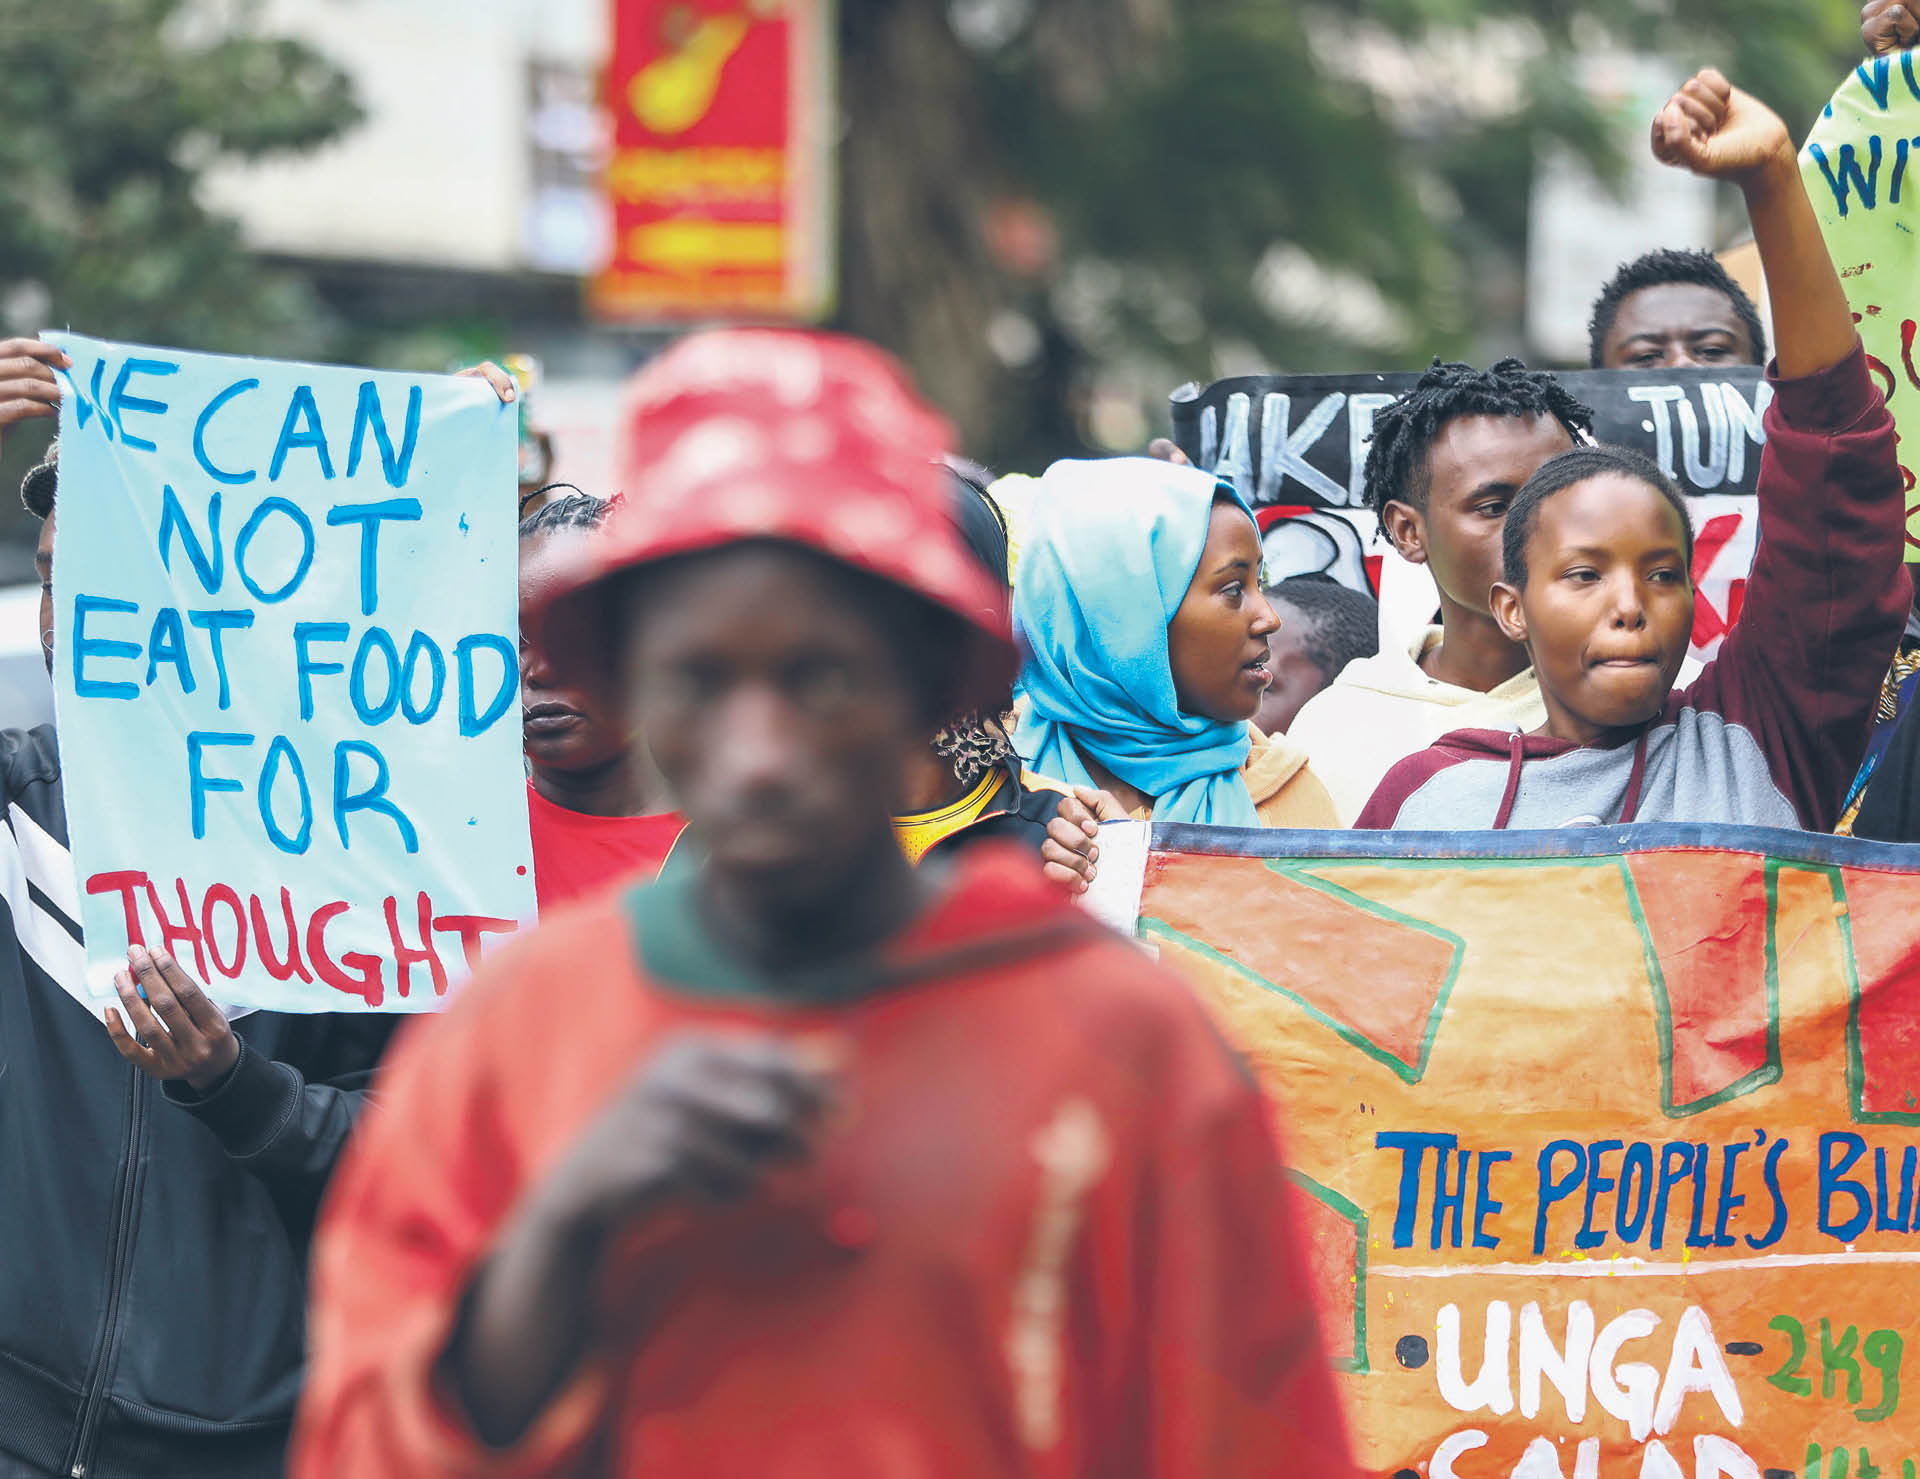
[201,0,638,496]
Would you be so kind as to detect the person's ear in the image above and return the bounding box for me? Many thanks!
[1381,500,1427,566]
[1490,581,1529,646]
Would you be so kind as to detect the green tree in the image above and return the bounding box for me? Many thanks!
[0,0,360,529]
[835,0,1864,471]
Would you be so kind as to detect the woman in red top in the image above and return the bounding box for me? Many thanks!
[519,490,687,905]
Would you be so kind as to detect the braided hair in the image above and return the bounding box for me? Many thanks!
[1586,248,1767,369]
[517,485,611,539]
[1361,359,1594,536]
[931,463,1016,787]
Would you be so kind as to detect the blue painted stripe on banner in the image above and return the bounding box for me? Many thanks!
[1143,821,1920,870]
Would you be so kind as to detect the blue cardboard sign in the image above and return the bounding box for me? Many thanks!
[48,334,535,1013]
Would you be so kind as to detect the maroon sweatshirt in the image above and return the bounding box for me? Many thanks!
[1357,343,1907,832]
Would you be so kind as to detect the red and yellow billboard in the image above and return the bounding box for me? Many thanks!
[593,0,834,322]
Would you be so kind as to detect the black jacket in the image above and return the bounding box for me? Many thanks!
[1855,702,1920,841]
[0,727,395,1479]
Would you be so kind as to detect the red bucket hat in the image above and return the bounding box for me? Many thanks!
[525,329,1016,716]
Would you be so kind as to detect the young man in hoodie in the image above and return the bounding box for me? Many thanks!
[1286,359,1593,822]
[291,329,1355,1478]
[1357,69,1905,833]
[0,350,395,1479]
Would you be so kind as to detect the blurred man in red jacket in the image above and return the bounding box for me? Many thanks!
[292,329,1356,1479]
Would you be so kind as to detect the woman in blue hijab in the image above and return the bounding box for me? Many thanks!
[1013,458,1338,828]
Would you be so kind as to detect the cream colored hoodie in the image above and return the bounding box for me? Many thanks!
[1288,626,1545,825]
[1240,726,1341,827]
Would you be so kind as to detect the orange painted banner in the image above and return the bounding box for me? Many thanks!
[1092,822,1920,1477]
[592,0,834,322]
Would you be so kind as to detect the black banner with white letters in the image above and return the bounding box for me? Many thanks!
[1169,366,1769,507]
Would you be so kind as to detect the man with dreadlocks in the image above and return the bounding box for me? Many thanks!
[1287,358,1593,822]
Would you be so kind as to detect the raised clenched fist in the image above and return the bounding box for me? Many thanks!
[1863,0,1919,56]
[1649,68,1794,191]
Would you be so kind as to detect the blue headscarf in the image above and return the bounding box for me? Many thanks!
[1013,457,1262,826]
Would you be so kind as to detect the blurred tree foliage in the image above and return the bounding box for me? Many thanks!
[0,0,359,520]
[835,0,1864,469]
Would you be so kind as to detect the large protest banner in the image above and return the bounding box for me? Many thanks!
[1802,50,1920,558]
[1168,367,1768,664]
[592,0,836,322]
[48,334,535,1015]
[1168,367,1770,508]
[1087,821,1920,1476]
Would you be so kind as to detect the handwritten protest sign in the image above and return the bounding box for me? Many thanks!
[48,334,535,1014]
[1802,50,1920,558]
[1169,367,1770,508]
[1168,368,1768,663]
[1089,821,1920,1476]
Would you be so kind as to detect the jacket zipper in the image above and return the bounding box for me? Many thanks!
[64,1067,147,1479]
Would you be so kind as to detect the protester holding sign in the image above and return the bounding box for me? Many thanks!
[1359,69,1906,833]
[291,329,1354,1476]
[0,349,395,1479]
[1285,361,1588,821]
[1012,457,1339,827]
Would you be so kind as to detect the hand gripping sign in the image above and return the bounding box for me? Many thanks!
[48,334,535,1013]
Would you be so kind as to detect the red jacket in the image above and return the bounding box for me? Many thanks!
[291,847,1355,1477]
